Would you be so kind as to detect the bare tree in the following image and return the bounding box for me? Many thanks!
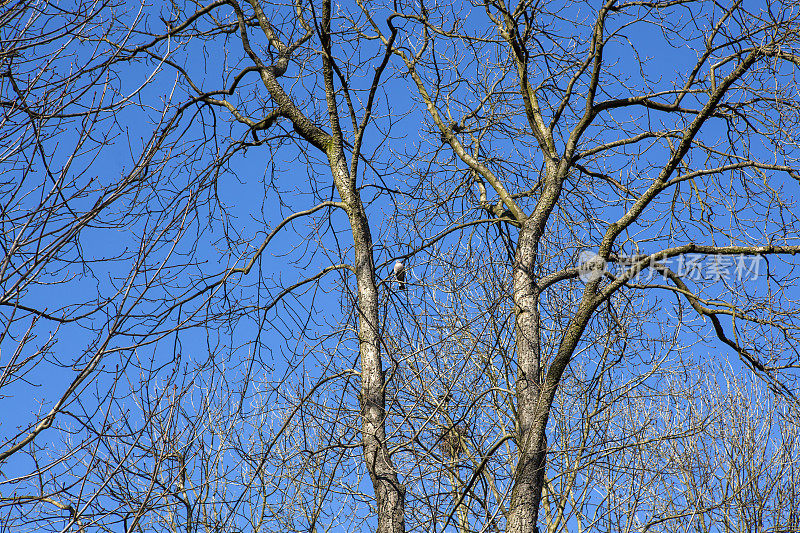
[4,1,800,533]
[364,1,800,532]
[3,0,408,530]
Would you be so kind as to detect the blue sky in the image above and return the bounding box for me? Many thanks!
[2,0,800,531]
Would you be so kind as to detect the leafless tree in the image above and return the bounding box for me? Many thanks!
[366,0,800,532]
[3,0,407,530]
[4,1,800,533]
[1,2,177,528]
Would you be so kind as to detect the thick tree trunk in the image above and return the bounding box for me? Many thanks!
[351,206,406,533]
[507,162,572,533]
[507,218,547,533]
[316,1,405,527]
[330,150,405,533]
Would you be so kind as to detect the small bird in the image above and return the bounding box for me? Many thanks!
[393,260,406,291]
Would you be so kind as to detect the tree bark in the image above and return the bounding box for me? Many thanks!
[333,152,406,533]
[507,212,548,533]
[320,2,405,527]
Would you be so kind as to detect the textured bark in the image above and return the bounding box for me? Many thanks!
[332,152,406,533]
[320,2,405,530]
[507,218,545,533]
[507,159,577,533]
[246,0,406,526]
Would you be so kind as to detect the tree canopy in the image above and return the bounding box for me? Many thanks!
[3,1,800,532]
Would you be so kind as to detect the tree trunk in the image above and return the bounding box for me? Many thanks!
[329,148,405,533]
[507,217,547,533]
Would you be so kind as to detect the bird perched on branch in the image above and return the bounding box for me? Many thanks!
[393,260,406,291]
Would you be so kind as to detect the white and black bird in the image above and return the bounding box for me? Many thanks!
[393,260,406,291]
